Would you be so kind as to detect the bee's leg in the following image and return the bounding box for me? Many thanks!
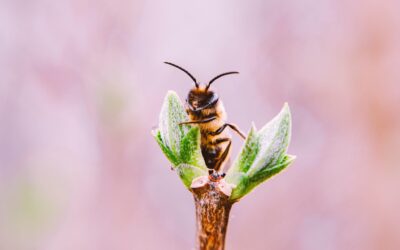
[214,138,230,144]
[211,124,228,135]
[211,123,246,139]
[226,123,246,139]
[208,170,227,181]
[179,116,216,125]
[214,139,232,172]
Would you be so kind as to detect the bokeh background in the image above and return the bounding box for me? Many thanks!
[1,0,400,249]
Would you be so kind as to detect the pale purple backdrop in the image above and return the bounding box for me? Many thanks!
[1,0,400,249]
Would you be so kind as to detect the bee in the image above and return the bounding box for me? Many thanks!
[164,62,246,180]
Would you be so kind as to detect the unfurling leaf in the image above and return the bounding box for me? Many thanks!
[158,91,190,155]
[226,103,295,202]
[153,91,207,188]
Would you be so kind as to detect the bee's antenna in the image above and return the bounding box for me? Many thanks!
[164,62,199,88]
[206,71,239,91]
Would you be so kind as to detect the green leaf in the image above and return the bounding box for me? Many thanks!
[153,91,208,189]
[159,91,190,155]
[247,103,291,177]
[154,130,180,166]
[229,155,295,201]
[226,103,295,201]
[227,173,249,201]
[226,124,259,180]
[176,164,208,188]
[248,154,295,189]
[180,127,207,169]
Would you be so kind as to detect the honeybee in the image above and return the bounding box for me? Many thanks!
[165,62,246,180]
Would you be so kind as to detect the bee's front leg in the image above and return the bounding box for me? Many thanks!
[178,116,216,125]
[211,123,246,139]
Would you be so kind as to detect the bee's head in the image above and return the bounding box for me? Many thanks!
[187,86,218,110]
[164,62,238,110]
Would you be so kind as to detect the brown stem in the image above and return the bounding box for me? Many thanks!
[192,180,233,250]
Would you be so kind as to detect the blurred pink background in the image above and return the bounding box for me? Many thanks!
[1,0,400,249]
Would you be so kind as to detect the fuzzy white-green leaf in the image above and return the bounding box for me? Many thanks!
[159,91,190,155]
[153,91,207,189]
[247,103,291,177]
[226,103,294,201]
[180,126,207,169]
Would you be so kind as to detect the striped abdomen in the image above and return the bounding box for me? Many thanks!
[187,100,231,172]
